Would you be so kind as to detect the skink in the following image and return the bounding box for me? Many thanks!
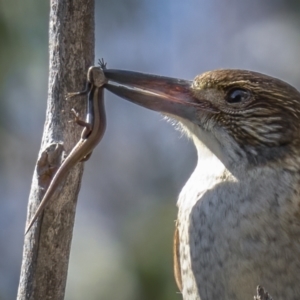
[25,65,107,234]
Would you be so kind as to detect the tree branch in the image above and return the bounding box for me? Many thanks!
[17,0,94,299]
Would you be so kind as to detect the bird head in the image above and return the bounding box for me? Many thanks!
[103,68,300,172]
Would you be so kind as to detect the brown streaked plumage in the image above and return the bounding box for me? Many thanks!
[189,70,300,168]
[192,70,300,149]
[103,68,300,300]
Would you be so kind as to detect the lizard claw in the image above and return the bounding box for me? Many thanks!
[68,108,80,123]
[98,58,107,70]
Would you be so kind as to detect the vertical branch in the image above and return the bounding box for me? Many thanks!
[17,0,94,299]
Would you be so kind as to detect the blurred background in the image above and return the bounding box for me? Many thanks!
[1,0,300,299]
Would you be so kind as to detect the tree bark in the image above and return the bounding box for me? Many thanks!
[17,1,94,299]
[254,286,273,300]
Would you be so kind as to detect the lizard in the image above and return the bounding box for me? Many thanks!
[25,64,107,234]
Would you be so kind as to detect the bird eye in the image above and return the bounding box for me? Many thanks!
[225,88,250,104]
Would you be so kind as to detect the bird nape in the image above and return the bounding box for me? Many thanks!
[103,68,300,300]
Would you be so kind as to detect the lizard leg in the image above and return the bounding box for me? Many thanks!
[70,108,92,132]
[80,151,92,162]
[65,81,91,99]
[69,109,93,161]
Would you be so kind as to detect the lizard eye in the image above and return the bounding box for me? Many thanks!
[225,88,251,104]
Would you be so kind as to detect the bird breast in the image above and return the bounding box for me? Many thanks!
[177,152,300,300]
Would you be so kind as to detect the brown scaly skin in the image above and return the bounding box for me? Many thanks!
[103,68,300,299]
[26,66,107,234]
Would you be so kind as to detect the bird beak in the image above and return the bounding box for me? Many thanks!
[103,69,217,121]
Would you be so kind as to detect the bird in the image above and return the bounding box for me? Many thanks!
[102,67,300,300]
